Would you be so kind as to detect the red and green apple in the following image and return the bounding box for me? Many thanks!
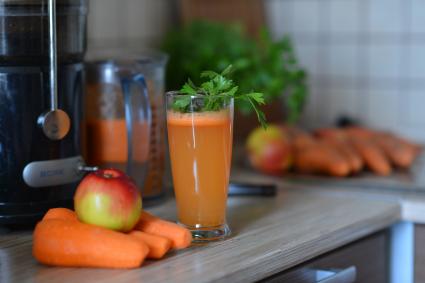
[246,125,293,175]
[74,168,142,232]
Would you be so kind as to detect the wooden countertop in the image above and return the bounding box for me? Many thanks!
[282,175,425,224]
[0,176,400,283]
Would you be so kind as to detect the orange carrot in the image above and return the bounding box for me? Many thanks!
[42,208,78,222]
[33,219,149,269]
[129,231,172,259]
[314,128,364,173]
[318,136,364,173]
[375,133,416,168]
[294,141,351,177]
[349,137,392,176]
[291,131,316,150]
[314,128,345,139]
[396,136,422,156]
[288,128,352,177]
[134,211,192,249]
[345,128,393,175]
[345,127,375,139]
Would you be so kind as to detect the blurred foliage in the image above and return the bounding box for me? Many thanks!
[161,21,308,122]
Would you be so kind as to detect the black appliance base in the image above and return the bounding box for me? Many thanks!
[0,199,73,225]
[0,62,84,225]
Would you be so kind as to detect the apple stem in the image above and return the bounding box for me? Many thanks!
[98,169,121,179]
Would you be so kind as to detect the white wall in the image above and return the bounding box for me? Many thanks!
[86,0,425,142]
[265,0,425,142]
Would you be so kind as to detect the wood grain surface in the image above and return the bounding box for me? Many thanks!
[0,175,400,283]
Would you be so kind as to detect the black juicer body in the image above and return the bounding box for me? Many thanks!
[0,0,88,224]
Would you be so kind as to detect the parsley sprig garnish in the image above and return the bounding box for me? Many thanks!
[172,65,267,128]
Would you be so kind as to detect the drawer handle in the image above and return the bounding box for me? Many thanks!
[316,266,357,283]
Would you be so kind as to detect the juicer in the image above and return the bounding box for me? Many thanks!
[0,0,88,224]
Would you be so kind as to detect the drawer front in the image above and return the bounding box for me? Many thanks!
[264,267,357,283]
[262,230,389,283]
[415,224,425,283]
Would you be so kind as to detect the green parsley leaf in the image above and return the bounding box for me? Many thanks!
[221,65,233,76]
[172,65,267,127]
[180,82,197,95]
[245,92,266,105]
[172,96,191,112]
[200,70,219,79]
[224,86,238,97]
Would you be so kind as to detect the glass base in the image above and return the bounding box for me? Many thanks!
[179,223,231,243]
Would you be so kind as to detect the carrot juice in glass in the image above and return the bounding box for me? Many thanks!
[166,92,233,241]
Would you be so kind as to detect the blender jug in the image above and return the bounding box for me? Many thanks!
[135,51,168,202]
[85,61,151,191]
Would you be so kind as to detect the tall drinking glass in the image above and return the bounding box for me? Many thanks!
[166,92,233,242]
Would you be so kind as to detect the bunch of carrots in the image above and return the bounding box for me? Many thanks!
[33,208,192,269]
[284,126,422,177]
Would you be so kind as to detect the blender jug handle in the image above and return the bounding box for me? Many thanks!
[120,74,151,183]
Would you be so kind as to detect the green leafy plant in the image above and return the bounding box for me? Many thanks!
[162,20,308,122]
[172,65,267,128]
